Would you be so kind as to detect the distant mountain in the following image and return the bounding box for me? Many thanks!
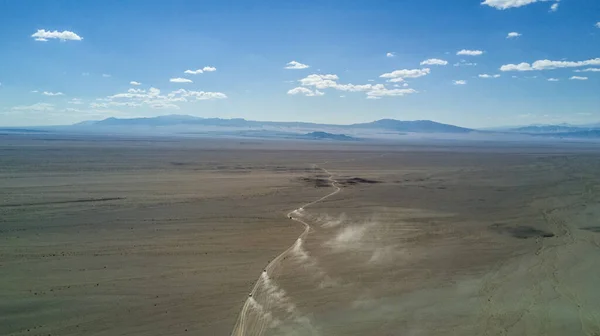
[509,125,590,133]
[299,131,355,141]
[350,119,472,133]
[541,130,600,139]
[75,115,474,134]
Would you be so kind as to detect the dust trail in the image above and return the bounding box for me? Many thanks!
[231,164,341,336]
[291,238,336,288]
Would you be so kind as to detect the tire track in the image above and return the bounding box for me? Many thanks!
[231,165,341,336]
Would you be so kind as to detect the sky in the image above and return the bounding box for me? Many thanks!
[0,0,599,128]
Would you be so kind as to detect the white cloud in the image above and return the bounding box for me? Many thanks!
[403,83,409,87]
[550,3,559,11]
[69,98,84,104]
[457,49,484,56]
[570,76,588,80]
[500,58,600,71]
[596,22,600,28]
[31,90,38,93]
[82,72,90,76]
[184,69,203,75]
[285,61,310,70]
[575,68,600,72]
[481,0,558,10]
[453,80,467,85]
[170,77,193,83]
[479,74,501,78]
[366,87,417,98]
[184,66,217,75]
[454,61,477,67]
[102,74,111,78]
[386,52,396,58]
[130,81,142,86]
[12,103,55,111]
[31,29,83,41]
[287,87,324,96]
[380,68,431,81]
[297,73,417,99]
[170,89,227,100]
[366,96,382,100]
[42,91,64,96]
[420,58,448,66]
[91,101,143,108]
[507,32,522,38]
[500,62,532,71]
[547,78,559,81]
[101,87,226,111]
[298,74,339,88]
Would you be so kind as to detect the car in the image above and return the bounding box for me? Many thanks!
[249,293,253,297]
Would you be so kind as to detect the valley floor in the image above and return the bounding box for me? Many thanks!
[1,135,599,335]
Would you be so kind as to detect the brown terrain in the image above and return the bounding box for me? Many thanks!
[2,135,600,336]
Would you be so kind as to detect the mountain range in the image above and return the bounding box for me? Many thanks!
[75,115,473,134]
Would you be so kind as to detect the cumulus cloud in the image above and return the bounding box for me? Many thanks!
[570,76,588,80]
[168,89,227,100]
[507,32,522,38]
[500,58,600,71]
[170,77,193,83]
[285,61,310,70]
[299,74,339,88]
[68,98,84,104]
[420,58,448,66]
[457,49,484,56]
[184,69,203,75]
[287,87,324,96]
[102,74,111,78]
[12,103,55,111]
[386,52,396,58]
[454,61,477,67]
[31,29,83,42]
[366,87,417,98]
[453,80,467,85]
[380,68,431,81]
[100,87,226,110]
[184,66,217,75]
[550,3,559,11]
[574,68,600,72]
[596,22,600,28]
[481,0,557,10]
[547,78,559,81]
[479,74,501,78]
[130,81,142,86]
[42,91,64,96]
[297,73,417,99]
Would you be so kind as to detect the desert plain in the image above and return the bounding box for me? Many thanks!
[1,135,600,336]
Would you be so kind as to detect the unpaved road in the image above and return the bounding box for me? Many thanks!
[231,166,341,336]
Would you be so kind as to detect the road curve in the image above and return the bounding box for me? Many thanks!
[231,165,341,336]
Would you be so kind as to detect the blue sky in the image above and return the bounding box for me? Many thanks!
[0,0,598,128]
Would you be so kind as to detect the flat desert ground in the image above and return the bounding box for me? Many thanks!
[1,135,600,336]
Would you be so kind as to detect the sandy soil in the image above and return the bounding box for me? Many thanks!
[2,135,600,336]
